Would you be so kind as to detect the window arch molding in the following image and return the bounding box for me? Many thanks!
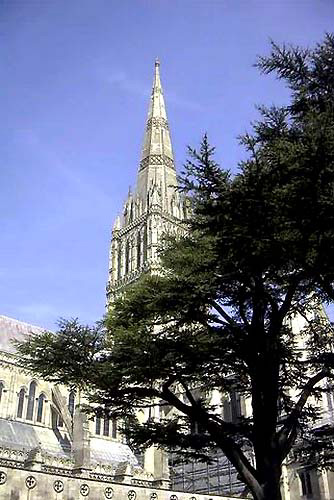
[125,239,131,275]
[0,381,5,404]
[17,386,28,419]
[117,244,123,280]
[36,393,47,423]
[137,231,143,262]
[26,380,38,421]
[95,416,101,435]
[142,226,148,263]
[68,390,76,417]
[103,417,110,437]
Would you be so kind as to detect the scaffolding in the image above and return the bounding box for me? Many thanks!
[169,450,245,497]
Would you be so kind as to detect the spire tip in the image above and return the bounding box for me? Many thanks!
[155,58,160,67]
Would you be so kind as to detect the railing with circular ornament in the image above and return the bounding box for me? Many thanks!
[80,483,90,497]
[54,479,64,493]
[0,471,7,485]
[25,476,37,490]
[128,489,137,500]
[105,486,114,499]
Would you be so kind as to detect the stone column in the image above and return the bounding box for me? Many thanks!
[281,463,291,500]
[318,469,330,500]
[144,446,170,488]
[73,406,91,472]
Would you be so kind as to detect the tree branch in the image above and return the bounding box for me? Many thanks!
[178,379,198,407]
[159,379,262,498]
[278,277,301,321]
[317,276,334,302]
[238,298,251,330]
[277,369,333,457]
[210,300,237,326]
[205,418,262,499]
[106,386,161,401]
[162,375,179,393]
[160,384,194,417]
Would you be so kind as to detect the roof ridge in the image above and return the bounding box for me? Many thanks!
[0,314,46,331]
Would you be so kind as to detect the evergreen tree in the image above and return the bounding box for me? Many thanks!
[16,35,334,500]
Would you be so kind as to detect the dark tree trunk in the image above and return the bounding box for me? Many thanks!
[240,468,282,500]
[253,462,282,500]
[261,478,282,500]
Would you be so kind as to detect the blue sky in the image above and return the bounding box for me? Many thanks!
[1,0,334,329]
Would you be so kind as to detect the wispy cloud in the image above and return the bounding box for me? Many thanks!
[99,67,207,112]
[17,303,58,318]
[167,90,207,112]
[15,302,96,327]
[103,69,149,99]
[16,128,111,207]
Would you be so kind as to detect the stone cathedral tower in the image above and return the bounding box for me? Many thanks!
[107,60,187,305]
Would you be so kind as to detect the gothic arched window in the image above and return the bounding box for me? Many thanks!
[125,241,130,275]
[0,382,4,403]
[143,228,148,263]
[136,234,141,268]
[170,197,174,215]
[95,416,101,435]
[129,201,133,222]
[36,394,46,423]
[68,391,75,417]
[26,381,37,420]
[117,247,122,280]
[103,417,110,437]
[17,388,26,418]
[183,200,188,220]
[111,417,117,439]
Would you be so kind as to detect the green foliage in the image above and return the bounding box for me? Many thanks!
[14,35,334,500]
[13,319,105,388]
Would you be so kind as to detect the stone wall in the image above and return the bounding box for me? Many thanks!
[0,463,245,500]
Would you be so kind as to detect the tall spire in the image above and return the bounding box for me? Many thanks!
[140,59,174,162]
[136,60,177,204]
[107,60,185,306]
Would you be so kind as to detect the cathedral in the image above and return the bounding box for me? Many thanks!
[0,61,334,499]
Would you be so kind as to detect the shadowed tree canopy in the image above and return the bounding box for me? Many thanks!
[15,35,334,500]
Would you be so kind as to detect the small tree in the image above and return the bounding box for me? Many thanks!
[16,35,334,500]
